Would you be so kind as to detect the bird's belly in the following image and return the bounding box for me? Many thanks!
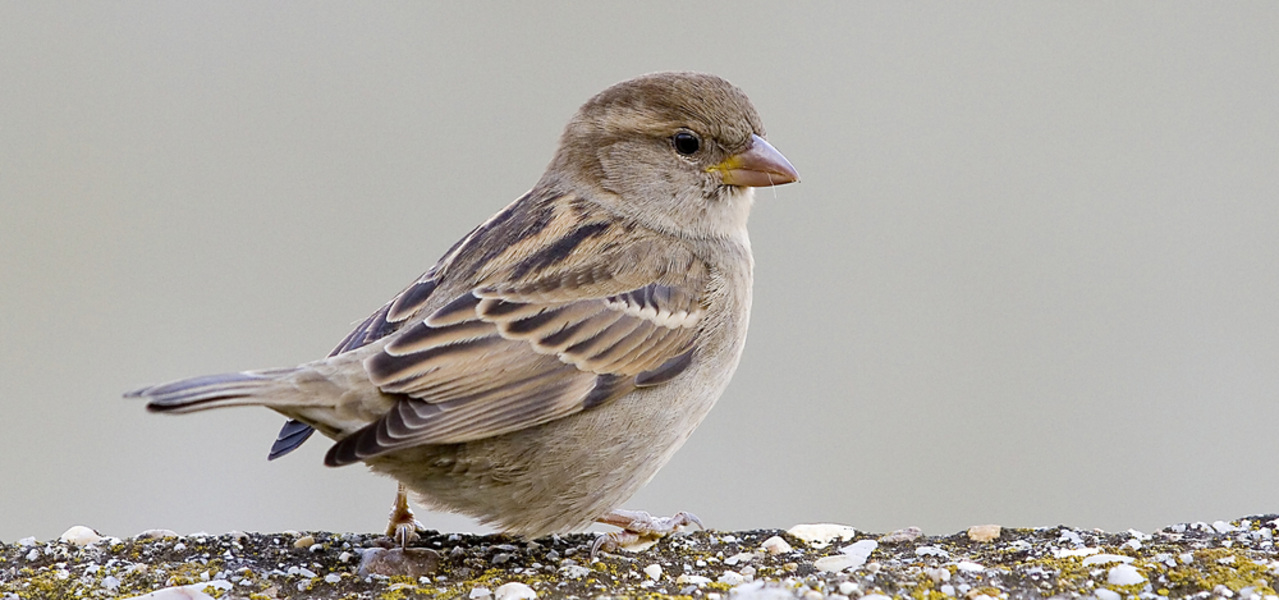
[364,351,738,538]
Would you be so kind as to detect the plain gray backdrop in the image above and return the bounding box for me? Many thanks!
[2,3,1277,543]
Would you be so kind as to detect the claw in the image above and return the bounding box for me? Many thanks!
[384,483,423,549]
[592,509,703,556]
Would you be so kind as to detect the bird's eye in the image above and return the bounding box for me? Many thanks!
[672,131,701,156]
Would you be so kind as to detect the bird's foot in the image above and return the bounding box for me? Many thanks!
[384,483,423,549]
[591,509,703,556]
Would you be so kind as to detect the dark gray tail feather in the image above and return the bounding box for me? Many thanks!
[126,368,297,413]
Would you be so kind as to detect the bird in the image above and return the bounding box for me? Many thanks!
[127,71,799,551]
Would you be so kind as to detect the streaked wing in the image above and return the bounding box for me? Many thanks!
[324,279,705,466]
[268,271,442,459]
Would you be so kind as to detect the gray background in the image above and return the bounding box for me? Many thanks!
[3,3,1277,543]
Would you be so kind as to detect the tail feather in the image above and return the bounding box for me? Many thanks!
[127,368,298,413]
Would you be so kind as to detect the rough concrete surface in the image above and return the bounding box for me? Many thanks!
[3,515,1278,599]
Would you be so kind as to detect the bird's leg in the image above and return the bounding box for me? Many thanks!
[385,483,423,549]
[591,509,703,556]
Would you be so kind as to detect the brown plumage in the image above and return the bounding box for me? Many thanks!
[128,71,798,540]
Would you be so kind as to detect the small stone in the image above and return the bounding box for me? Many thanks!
[1107,564,1145,586]
[954,561,985,572]
[879,527,923,543]
[358,547,440,578]
[559,565,591,579]
[470,587,493,599]
[725,551,755,565]
[760,535,793,555]
[643,564,662,580]
[717,570,747,585]
[293,535,316,549]
[1093,589,1121,600]
[135,529,179,540]
[324,573,341,584]
[1082,554,1135,566]
[60,526,101,547]
[839,581,859,595]
[494,581,537,600]
[677,574,712,586]
[786,523,857,548]
[813,555,861,573]
[967,524,1001,542]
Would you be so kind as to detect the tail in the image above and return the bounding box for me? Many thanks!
[126,367,301,413]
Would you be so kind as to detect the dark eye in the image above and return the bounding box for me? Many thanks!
[672,131,701,156]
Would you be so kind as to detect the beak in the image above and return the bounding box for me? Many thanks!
[709,134,800,188]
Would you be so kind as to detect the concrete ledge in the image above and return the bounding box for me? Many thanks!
[3,515,1277,599]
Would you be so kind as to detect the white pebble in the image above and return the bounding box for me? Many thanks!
[1083,554,1135,566]
[838,581,859,595]
[863,595,892,600]
[813,555,861,573]
[643,564,662,580]
[494,582,536,600]
[17,537,37,547]
[786,523,857,548]
[842,539,878,559]
[1055,547,1100,558]
[1093,588,1121,600]
[293,535,316,549]
[916,545,949,558]
[676,574,712,586]
[760,535,793,555]
[559,565,591,579]
[101,576,120,591]
[954,561,985,572]
[717,570,747,585]
[725,551,755,565]
[940,584,955,596]
[26,549,40,561]
[60,525,102,546]
[1107,564,1145,586]
[338,551,353,563]
[324,573,341,584]
[1214,521,1241,533]
[123,580,232,599]
[470,587,493,599]
[135,529,179,540]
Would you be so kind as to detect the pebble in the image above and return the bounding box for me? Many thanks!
[1093,588,1121,600]
[292,535,316,549]
[838,581,859,595]
[1082,554,1134,566]
[494,581,537,600]
[135,529,179,540]
[760,535,793,555]
[559,565,591,579]
[1107,563,1145,586]
[786,523,857,548]
[124,580,232,599]
[470,587,493,599]
[643,564,662,580]
[676,574,711,586]
[718,570,747,585]
[967,524,1001,542]
[725,551,755,565]
[879,527,923,543]
[60,525,102,546]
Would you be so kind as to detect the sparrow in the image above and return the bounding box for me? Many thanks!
[127,71,799,551]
